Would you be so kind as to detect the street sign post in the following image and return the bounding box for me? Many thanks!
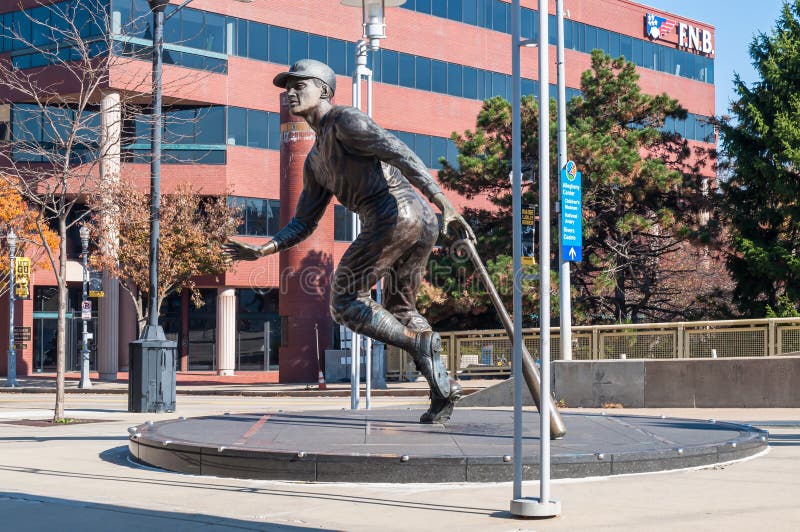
[560,161,582,262]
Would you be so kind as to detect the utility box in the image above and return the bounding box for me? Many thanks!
[128,337,177,413]
[325,349,366,383]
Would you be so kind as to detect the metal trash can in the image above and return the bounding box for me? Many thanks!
[128,337,177,413]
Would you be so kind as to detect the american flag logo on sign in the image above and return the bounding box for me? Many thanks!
[645,14,676,40]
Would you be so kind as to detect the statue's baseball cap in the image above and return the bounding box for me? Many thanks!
[273,59,336,95]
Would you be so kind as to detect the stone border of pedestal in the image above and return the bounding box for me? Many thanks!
[127,409,768,483]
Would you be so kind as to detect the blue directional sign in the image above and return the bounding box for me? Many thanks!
[560,161,582,262]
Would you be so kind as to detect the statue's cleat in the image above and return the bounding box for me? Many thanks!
[412,331,451,399]
[420,379,463,424]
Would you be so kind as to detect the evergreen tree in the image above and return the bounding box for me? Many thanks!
[429,51,715,327]
[720,2,800,316]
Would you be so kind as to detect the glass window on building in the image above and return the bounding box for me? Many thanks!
[33,285,97,373]
[492,0,507,33]
[128,0,154,40]
[235,18,248,56]
[187,289,217,371]
[479,0,492,28]
[414,134,431,168]
[163,5,182,43]
[308,33,327,63]
[446,0,462,22]
[382,49,399,85]
[446,138,459,169]
[431,60,447,93]
[289,30,308,65]
[229,197,280,237]
[179,8,205,49]
[416,0,432,15]
[246,109,267,149]
[462,0,478,25]
[248,21,268,61]
[447,63,463,97]
[415,56,431,91]
[236,288,280,371]
[431,0,447,19]
[431,136,448,170]
[327,38,347,76]
[393,130,415,153]
[267,112,280,150]
[196,106,225,145]
[203,11,226,54]
[227,106,247,146]
[164,107,195,144]
[334,204,355,242]
[268,26,289,64]
[463,66,478,100]
[161,291,183,370]
[399,52,415,88]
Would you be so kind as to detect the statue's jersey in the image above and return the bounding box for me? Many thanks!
[271,106,442,251]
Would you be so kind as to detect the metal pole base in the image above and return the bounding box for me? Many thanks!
[510,498,561,518]
[79,349,92,389]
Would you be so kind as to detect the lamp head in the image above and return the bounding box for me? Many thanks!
[7,229,16,252]
[79,225,90,248]
[341,0,406,51]
[148,0,171,12]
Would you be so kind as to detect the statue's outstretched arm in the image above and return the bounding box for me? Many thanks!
[224,161,332,262]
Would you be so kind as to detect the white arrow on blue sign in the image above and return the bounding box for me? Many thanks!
[560,162,582,262]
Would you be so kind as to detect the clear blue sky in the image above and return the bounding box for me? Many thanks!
[640,0,788,116]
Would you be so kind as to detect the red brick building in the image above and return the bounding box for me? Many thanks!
[0,0,715,382]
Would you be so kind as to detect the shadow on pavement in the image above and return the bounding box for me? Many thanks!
[0,435,127,443]
[0,446,496,517]
[0,491,326,531]
[767,432,800,446]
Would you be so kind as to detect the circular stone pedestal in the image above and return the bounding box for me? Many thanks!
[128,409,767,483]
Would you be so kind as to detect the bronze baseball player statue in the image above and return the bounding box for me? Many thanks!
[224,59,475,423]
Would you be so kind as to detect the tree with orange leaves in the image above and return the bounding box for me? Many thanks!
[91,180,241,336]
[0,180,58,297]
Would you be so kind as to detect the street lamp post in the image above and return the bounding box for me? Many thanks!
[128,0,193,412]
[78,225,92,389]
[341,0,404,410]
[145,0,196,337]
[5,229,17,388]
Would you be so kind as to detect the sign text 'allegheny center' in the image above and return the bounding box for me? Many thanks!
[560,161,582,262]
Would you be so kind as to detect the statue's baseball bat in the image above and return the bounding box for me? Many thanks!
[458,237,567,439]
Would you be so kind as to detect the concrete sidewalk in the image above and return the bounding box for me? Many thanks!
[0,393,798,531]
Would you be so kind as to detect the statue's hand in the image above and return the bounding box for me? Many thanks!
[222,239,276,264]
[441,204,476,243]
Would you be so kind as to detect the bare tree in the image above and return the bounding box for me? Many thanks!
[0,0,205,420]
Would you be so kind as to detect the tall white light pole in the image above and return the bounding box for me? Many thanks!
[341,0,404,410]
[510,0,525,506]
[510,0,561,517]
[556,0,572,363]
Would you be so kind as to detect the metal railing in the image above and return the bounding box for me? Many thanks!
[385,317,800,380]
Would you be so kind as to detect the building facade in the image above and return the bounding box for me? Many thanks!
[0,0,716,382]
